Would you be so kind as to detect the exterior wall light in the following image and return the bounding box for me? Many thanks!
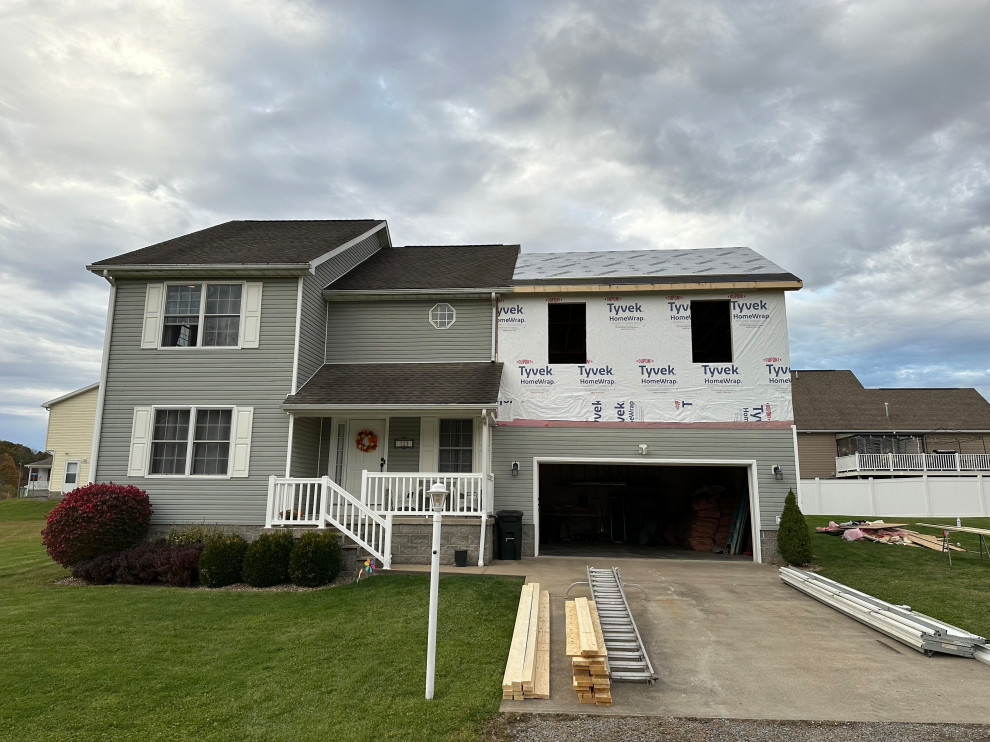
[510,461,519,477]
[772,465,783,481]
[638,444,648,455]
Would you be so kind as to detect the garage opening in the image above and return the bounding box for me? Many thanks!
[537,462,753,559]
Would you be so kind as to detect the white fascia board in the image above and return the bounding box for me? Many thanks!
[308,222,387,272]
[42,382,100,409]
[282,404,493,416]
[85,263,312,278]
[324,287,512,302]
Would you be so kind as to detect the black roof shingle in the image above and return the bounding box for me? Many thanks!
[327,245,520,291]
[90,220,385,267]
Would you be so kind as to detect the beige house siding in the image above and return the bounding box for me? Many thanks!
[925,434,990,455]
[45,386,99,492]
[796,433,838,478]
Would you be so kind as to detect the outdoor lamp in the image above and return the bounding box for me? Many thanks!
[772,465,783,481]
[510,461,520,477]
[425,480,448,700]
[428,481,448,511]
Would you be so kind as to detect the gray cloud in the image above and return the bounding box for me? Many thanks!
[2,0,989,448]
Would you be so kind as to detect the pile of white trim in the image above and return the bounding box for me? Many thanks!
[780,567,987,659]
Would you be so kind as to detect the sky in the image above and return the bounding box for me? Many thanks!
[2,0,989,451]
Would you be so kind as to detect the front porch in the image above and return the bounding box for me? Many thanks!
[265,472,495,568]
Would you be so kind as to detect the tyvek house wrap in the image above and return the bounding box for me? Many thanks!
[496,292,793,424]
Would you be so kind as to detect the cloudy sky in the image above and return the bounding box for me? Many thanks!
[2,0,989,450]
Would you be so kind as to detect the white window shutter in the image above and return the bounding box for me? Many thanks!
[141,284,165,349]
[230,407,254,477]
[128,407,153,477]
[419,417,439,472]
[241,283,263,348]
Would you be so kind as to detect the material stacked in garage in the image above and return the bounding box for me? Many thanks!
[501,582,550,700]
[668,493,735,551]
[565,597,612,706]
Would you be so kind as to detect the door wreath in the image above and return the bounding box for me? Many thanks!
[356,429,379,452]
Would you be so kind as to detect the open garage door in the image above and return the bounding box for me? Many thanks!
[537,462,754,560]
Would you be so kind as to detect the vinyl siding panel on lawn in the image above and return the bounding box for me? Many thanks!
[95,278,298,525]
[325,299,491,364]
[491,425,796,530]
[45,386,99,492]
[796,433,838,478]
[296,232,384,389]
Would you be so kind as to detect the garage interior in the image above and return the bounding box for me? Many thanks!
[538,463,753,558]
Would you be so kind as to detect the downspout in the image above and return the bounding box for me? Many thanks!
[88,272,116,484]
[490,292,498,361]
[791,423,802,508]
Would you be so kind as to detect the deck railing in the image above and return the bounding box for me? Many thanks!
[361,472,493,515]
[836,452,990,475]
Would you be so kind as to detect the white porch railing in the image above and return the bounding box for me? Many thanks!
[265,472,495,568]
[266,476,391,568]
[361,472,493,515]
[837,453,990,475]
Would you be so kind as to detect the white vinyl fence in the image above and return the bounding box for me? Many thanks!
[799,477,990,517]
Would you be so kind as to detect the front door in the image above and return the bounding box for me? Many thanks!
[344,419,387,496]
[62,460,81,494]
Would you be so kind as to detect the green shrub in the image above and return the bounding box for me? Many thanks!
[242,530,295,587]
[777,489,812,565]
[164,524,227,545]
[288,531,342,587]
[198,533,248,588]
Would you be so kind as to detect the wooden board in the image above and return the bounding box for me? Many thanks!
[533,589,551,700]
[565,600,581,656]
[902,530,965,551]
[588,600,609,661]
[502,583,535,692]
[917,523,990,537]
[520,582,540,693]
[574,597,599,656]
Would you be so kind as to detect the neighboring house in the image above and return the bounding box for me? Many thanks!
[21,456,52,495]
[41,383,100,495]
[791,370,990,478]
[87,220,802,564]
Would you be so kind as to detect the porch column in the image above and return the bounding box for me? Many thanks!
[478,410,491,566]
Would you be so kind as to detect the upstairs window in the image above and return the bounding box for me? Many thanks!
[547,303,586,364]
[429,303,456,329]
[162,283,242,347]
[690,300,732,363]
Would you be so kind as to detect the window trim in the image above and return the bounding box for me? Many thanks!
[158,282,246,350]
[429,302,456,330]
[146,405,235,479]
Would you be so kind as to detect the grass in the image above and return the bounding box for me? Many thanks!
[806,514,990,639]
[0,499,522,742]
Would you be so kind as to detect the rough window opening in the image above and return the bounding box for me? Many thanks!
[690,300,732,363]
[548,303,586,364]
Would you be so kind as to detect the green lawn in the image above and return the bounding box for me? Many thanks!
[807,515,990,639]
[0,500,522,742]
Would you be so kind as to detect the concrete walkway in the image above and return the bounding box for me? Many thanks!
[393,557,990,723]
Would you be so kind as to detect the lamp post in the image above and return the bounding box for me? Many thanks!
[425,480,447,700]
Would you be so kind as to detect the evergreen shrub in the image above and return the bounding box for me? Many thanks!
[242,529,295,587]
[198,533,248,588]
[777,489,813,565]
[288,531,342,587]
[42,483,153,567]
[164,524,226,545]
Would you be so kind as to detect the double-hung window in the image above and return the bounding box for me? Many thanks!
[438,419,473,473]
[142,282,262,350]
[149,407,232,476]
[162,283,242,348]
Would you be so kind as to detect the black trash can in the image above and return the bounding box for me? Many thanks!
[496,510,524,560]
[454,549,468,567]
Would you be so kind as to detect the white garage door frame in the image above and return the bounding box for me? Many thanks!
[532,457,763,563]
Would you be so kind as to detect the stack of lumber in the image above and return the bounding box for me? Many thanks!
[565,597,612,706]
[501,582,550,700]
[900,529,964,552]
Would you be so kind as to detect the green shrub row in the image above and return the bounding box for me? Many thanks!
[198,530,342,588]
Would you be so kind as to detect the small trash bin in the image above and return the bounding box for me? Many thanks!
[496,510,524,560]
[454,549,468,567]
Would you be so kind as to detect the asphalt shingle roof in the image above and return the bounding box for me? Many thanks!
[791,370,990,431]
[90,220,384,267]
[284,362,504,406]
[327,245,520,291]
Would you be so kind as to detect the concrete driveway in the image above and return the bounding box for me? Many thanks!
[400,557,990,723]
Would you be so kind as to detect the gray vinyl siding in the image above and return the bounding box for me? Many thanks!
[386,418,420,471]
[325,299,492,363]
[94,277,298,525]
[290,417,322,477]
[491,426,796,530]
[796,433,838,478]
[296,232,384,389]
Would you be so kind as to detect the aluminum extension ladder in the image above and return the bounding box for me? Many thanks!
[566,566,658,685]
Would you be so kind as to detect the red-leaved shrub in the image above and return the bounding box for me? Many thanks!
[42,483,153,567]
[71,541,203,587]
